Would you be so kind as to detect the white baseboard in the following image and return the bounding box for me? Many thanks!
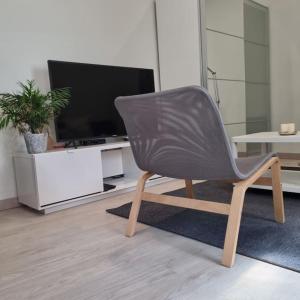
[0,197,19,211]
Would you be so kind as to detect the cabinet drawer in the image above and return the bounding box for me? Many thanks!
[34,148,103,206]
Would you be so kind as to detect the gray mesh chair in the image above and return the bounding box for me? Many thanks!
[115,86,285,267]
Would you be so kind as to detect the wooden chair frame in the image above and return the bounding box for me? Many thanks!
[125,157,285,267]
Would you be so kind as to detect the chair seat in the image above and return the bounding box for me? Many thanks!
[235,153,275,178]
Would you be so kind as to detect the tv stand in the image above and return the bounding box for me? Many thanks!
[14,141,173,213]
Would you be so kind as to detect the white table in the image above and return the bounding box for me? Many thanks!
[232,131,300,193]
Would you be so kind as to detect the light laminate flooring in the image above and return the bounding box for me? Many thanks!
[0,180,299,300]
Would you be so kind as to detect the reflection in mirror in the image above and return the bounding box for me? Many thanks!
[206,0,270,154]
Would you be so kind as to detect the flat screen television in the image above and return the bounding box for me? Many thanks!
[48,60,155,142]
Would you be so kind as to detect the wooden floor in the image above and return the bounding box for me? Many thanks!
[0,180,300,300]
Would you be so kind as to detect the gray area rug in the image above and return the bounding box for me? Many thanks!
[107,181,300,272]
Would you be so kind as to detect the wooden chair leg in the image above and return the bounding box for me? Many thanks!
[126,172,153,237]
[185,180,194,198]
[222,184,246,267]
[271,160,285,224]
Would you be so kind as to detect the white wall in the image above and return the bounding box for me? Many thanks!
[269,0,300,153]
[0,0,159,202]
[240,0,300,153]
[156,0,204,90]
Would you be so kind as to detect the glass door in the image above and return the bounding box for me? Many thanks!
[244,0,270,154]
[204,0,271,154]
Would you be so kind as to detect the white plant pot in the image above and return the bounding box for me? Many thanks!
[24,132,48,154]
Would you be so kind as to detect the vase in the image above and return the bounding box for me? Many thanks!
[24,132,48,154]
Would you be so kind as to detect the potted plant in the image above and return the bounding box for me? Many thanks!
[0,80,70,153]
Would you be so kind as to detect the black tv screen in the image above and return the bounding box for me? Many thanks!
[48,60,155,142]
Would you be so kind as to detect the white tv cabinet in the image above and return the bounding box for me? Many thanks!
[14,141,171,213]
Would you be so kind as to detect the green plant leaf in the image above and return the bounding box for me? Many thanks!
[0,80,70,134]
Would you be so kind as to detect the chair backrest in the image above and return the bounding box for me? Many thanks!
[115,86,241,180]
